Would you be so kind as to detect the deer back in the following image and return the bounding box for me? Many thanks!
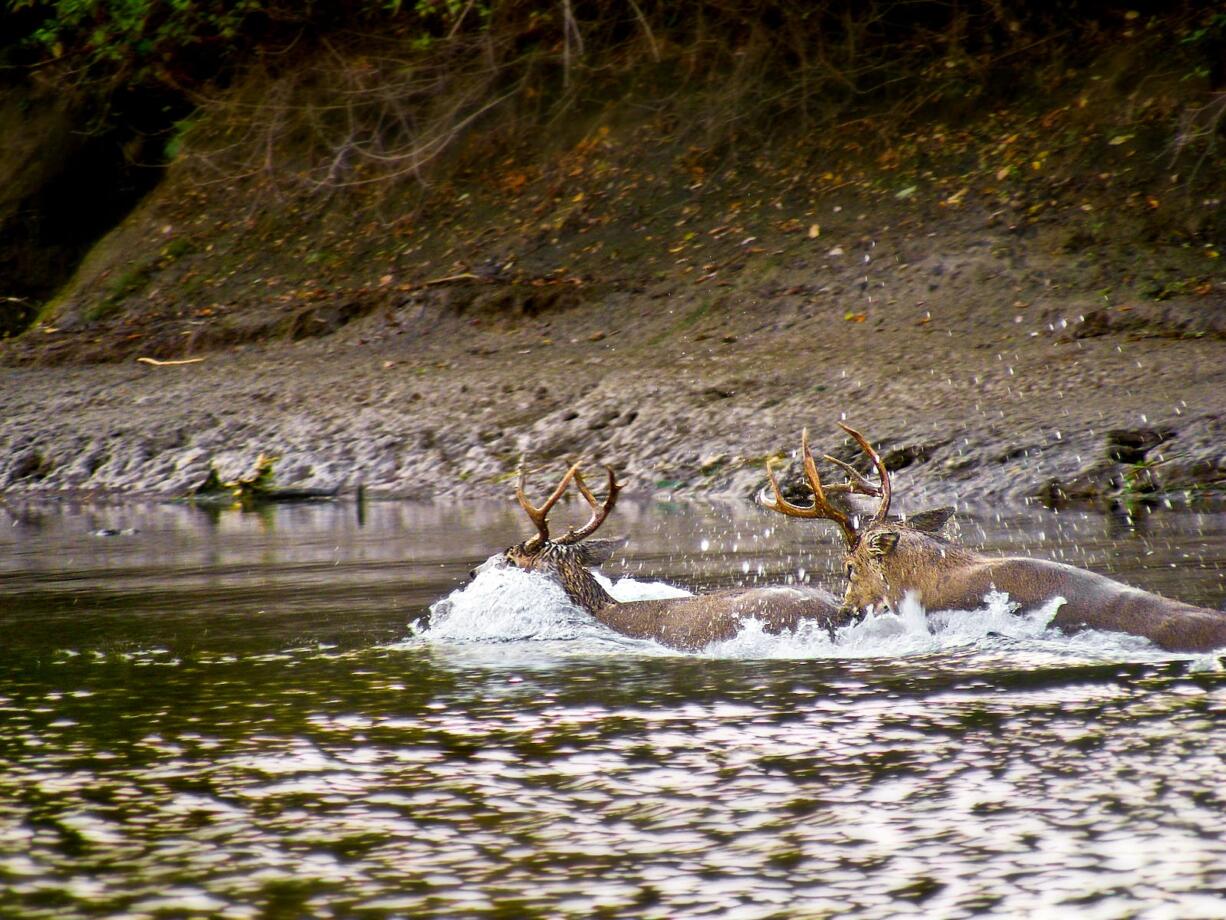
[956,557,1226,652]
[845,523,1226,652]
[588,585,849,651]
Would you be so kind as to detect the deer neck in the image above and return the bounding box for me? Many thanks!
[522,542,619,614]
[558,563,618,613]
[884,537,981,607]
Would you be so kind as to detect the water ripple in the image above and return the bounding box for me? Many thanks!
[1,501,1224,918]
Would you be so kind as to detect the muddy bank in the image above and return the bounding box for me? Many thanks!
[3,220,1224,512]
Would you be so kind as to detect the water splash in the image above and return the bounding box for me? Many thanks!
[709,592,1182,662]
[422,567,594,643]
[422,573,1181,663]
[598,572,692,602]
[420,568,693,654]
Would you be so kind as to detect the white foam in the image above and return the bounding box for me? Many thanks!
[423,566,592,643]
[419,571,1180,663]
[420,567,688,655]
[598,572,693,602]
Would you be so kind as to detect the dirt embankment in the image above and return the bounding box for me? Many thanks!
[2,20,1225,514]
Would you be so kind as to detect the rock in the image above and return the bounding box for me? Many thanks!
[1105,427,1174,463]
[1032,458,1120,505]
[1071,308,1113,339]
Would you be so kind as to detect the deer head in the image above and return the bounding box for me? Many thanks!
[473,462,625,613]
[762,424,957,614]
[838,506,960,614]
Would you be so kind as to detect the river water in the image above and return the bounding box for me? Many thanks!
[2,498,1224,919]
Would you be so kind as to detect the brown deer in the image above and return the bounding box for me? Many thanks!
[763,424,1226,653]
[472,462,870,651]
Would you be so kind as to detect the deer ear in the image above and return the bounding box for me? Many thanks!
[574,536,626,568]
[906,507,954,535]
[867,531,900,559]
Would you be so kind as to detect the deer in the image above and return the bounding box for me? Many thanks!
[470,461,875,651]
[762,424,1226,653]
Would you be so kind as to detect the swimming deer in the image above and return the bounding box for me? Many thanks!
[763,424,1226,653]
[471,462,869,651]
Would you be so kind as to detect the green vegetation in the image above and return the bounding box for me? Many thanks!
[8,0,262,87]
[86,262,152,321]
[5,1,488,87]
[192,453,281,509]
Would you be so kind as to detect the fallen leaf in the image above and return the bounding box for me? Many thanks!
[844,311,867,323]
[1108,134,1134,146]
[808,223,821,238]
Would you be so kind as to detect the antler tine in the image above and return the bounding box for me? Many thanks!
[820,453,883,497]
[563,466,621,543]
[762,429,859,547]
[516,462,580,544]
[838,423,892,524]
[762,456,818,519]
[800,427,860,546]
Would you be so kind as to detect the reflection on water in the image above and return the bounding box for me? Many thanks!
[1,498,1224,918]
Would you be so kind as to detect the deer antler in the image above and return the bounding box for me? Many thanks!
[516,462,580,547]
[762,425,893,547]
[837,423,892,525]
[562,466,621,544]
[763,428,860,547]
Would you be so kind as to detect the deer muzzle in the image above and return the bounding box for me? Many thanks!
[837,603,862,621]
